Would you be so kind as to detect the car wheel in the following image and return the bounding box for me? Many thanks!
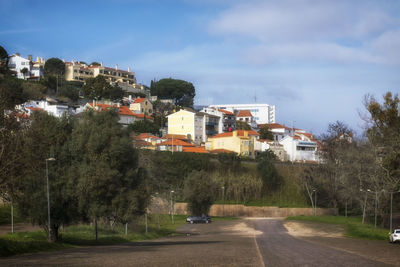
[190,221,194,224]
[206,220,209,224]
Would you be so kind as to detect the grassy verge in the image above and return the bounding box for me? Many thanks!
[0,214,187,257]
[0,205,24,225]
[286,216,389,241]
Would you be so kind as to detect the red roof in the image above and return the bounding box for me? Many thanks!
[161,134,188,140]
[182,147,209,153]
[158,139,195,147]
[136,133,159,140]
[88,103,152,119]
[133,98,146,104]
[27,107,44,111]
[236,110,252,117]
[211,130,259,138]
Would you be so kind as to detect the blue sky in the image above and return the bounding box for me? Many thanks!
[1,0,400,135]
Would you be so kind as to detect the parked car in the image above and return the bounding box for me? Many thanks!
[389,229,400,243]
[186,215,211,224]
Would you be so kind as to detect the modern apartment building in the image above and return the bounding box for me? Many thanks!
[208,104,275,125]
[200,107,236,133]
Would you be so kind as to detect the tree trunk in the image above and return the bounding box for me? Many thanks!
[95,218,98,241]
[50,225,59,242]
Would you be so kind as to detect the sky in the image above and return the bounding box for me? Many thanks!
[1,0,400,135]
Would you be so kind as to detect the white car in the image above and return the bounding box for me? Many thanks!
[389,229,400,243]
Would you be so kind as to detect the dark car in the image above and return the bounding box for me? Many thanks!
[186,215,211,224]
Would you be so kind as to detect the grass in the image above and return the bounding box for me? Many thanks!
[213,199,311,208]
[286,215,389,241]
[0,205,24,225]
[0,214,235,257]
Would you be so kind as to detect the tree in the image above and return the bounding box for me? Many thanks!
[184,171,217,215]
[22,81,47,100]
[90,62,101,66]
[127,119,160,135]
[15,112,78,242]
[82,75,123,101]
[150,78,195,107]
[58,83,80,102]
[236,120,251,130]
[44,58,65,77]
[258,125,274,140]
[20,67,29,79]
[0,45,8,74]
[70,110,147,240]
[257,157,282,192]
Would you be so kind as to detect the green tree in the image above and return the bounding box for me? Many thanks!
[150,78,195,107]
[127,119,160,135]
[258,125,274,140]
[0,45,8,74]
[70,110,147,240]
[90,62,101,66]
[20,67,29,79]
[44,58,65,77]
[83,75,123,101]
[15,112,78,242]
[236,120,251,130]
[22,81,47,100]
[58,83,80,102]
[184,171,217,215]
[257,158,282,192]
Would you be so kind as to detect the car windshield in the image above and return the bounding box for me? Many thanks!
[395,230,400,233]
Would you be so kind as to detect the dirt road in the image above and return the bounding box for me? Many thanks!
[0,218,398,266]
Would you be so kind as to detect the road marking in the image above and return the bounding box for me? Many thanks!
[252,220,265,267]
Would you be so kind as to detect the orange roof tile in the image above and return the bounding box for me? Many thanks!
[211,130,259,138]
[218,109,235,115]
[27,107,44,111]
[133,98,146,103]
[182,147,209,153]
[136,133,159,140]
[161,134,188,140]
[236,110,252,117]
[158,139,195,147]
[260,123,290,130]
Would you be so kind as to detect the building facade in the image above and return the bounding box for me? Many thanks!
[65,61,144,92]
[8,53,44,80]
[200,107,236,133]
[205,130,259,158]
[209,103,275,125]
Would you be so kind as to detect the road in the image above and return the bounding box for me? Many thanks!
[0,218,396,266]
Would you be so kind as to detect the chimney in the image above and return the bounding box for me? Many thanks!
[28,55,32,61]
[100,62,103,67]
[115,64,118,70]
[128,67,131,72]
[36,56,40,62]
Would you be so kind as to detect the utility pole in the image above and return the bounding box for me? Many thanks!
[222,186,225,217]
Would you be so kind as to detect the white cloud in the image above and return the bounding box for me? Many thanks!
[208,0,400,65]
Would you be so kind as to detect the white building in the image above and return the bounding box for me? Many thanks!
[21,100,72,118]
[200,107,236,133]
[8,53,44,80]
[279,133,319,162]
[209,103,275,125]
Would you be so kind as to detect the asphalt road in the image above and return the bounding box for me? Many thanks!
[252,218,389,267]
[0,218,393,266]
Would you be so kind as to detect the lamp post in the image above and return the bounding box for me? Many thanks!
[170,190,174,224]
[155,192,160,229]
[222,186,225,217]
[45,157,56,241]
[360,189,368,224]
[313,189,317,216]
[367,189,379,228]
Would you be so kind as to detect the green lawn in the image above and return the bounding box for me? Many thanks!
[0,214,187,257]
[286,216,389,241]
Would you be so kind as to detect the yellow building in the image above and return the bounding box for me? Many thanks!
[129,98,153,115]
[65,61,142,90]
[205,130,259,158]
[167,108,219,145]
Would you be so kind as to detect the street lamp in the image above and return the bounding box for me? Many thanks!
[170,190,174,224]
[360,189,368,224]
[367,189,379,228]
[221,186,225,217]
[45,157,56,241]
[313,189,317,216]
